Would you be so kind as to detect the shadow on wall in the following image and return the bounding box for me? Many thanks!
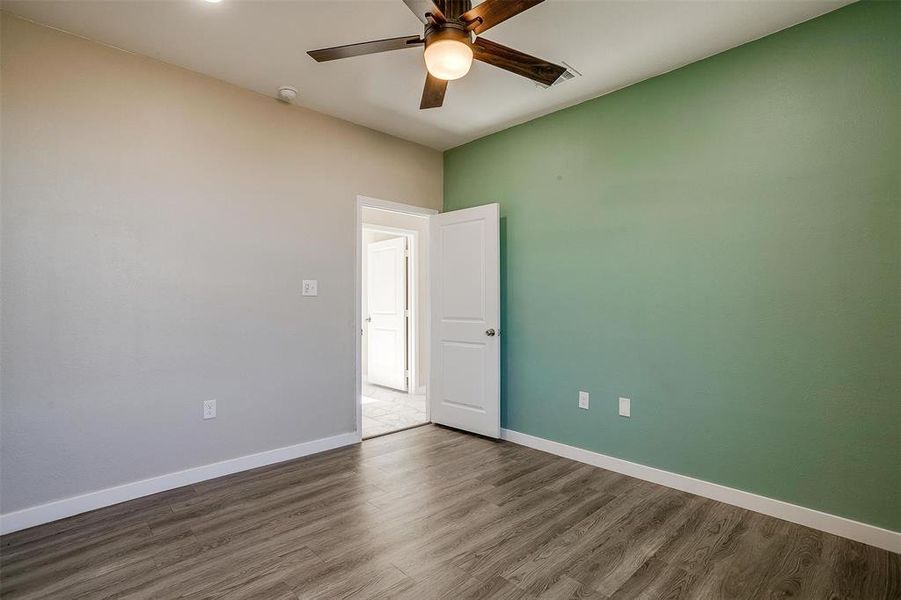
[500,216,509,427]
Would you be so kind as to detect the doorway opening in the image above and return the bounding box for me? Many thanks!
[357,197,434,439]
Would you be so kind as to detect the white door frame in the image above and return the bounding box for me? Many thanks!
[362,224,417,392]
[355,195,437,441]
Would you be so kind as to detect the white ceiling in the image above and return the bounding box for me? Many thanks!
[2,0,852,150]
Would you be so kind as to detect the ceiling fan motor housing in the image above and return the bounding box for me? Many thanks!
[424,21,472,50]
[424,0,475,44]
[441,0,473,21]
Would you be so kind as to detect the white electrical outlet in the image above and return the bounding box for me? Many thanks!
[618,397,631,417]
[302,280,318,296]
[578,391,589,410]
[203,399,217,420]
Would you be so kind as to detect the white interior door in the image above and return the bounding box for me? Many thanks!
[429,203,500,438]
[367,236,408,391]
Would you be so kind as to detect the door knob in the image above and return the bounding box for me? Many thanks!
[366,316,372,322]
[485,328,496,337]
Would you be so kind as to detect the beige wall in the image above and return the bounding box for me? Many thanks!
[0,14,442,515]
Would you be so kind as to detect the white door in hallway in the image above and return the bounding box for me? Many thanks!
[429,203,500,438]
[366,236,408,391]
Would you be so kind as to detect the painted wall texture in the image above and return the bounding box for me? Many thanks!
[0,14,442,514]
[444,1,899,530]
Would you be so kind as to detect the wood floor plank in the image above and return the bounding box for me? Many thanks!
[688,511,793,599]
[533,575,606,600]
[1,424,898,600]
[452,487,616,582]
[500,481,673,594]
[604,499,749,599]
[566,493,706,595]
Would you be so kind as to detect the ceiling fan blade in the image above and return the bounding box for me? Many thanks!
[402,0,446,24]
[308,35,423,62]
[471,37,566,86]
[420,73,448,109]
[461,0,546,35]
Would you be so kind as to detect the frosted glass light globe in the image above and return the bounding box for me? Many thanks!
[424,39,473,81]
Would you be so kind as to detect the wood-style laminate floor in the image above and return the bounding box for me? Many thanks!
[1,425,898,600]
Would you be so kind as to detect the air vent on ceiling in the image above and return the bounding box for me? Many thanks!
[541,61,582,88]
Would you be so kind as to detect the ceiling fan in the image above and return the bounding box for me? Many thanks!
[307,0,567,109]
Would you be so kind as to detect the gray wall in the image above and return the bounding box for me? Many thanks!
[0,14,442,514]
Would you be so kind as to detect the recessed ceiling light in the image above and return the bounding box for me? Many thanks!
[204,0,222,3]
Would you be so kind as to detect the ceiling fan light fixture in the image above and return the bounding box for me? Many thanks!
[424,38,473,81]
[307,0,567,109]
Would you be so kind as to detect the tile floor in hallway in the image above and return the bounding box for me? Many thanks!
[362,378,427,438]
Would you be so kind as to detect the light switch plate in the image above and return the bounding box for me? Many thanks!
[578,391,589,410]
[203,399,217,420]
[619,397,631,417]
[302,280,318,296]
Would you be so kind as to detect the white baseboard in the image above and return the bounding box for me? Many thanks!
[4,427,897,554]
[501,428,901,554]
[0,431,360,535]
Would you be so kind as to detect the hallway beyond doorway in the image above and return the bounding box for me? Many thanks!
[359,200,432,440]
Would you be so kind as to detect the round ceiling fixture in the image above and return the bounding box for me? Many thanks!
[277,86,298,103]
[423,28,473,81]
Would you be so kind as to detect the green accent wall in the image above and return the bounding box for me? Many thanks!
[444,1,900,531]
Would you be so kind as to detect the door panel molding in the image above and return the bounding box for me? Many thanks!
[430,203,500,438]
